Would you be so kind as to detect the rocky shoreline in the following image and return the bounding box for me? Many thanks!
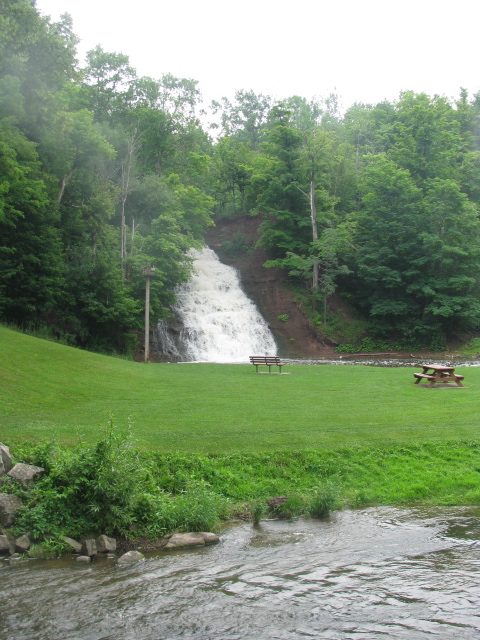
[0,442,220,566]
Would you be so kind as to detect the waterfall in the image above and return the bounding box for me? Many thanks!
[156,246,277,362]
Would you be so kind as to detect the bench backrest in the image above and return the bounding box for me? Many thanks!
[249,356,282,364]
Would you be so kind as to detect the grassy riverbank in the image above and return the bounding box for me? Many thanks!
[2,325,480,544]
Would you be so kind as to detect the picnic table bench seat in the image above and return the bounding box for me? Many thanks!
[414,370,465,387]
[250,356,285,373]
[413,372,435,382]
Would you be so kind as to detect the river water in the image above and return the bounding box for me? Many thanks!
[2,506,480,639]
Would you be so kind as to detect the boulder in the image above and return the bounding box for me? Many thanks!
[116,550,145,566]
[61,536,83,554]
[7,463,44,488]
[96,535,116,553]
[199,532,220,545]
[83,538,97,557]
[164,532,220,550]
[0,443,13,475]
[0,534,11,553]
[76,555,91,563]
[15,534,31,552]
[0,493,23,526]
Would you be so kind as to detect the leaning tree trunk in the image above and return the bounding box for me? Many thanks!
[56,167,75,206]
[310,173,319,313]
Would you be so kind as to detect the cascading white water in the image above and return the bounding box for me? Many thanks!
[168,246,277,362]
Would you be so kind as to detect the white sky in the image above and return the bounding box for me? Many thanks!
[35,0,480,115]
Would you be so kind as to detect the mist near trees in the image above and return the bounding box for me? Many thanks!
[2,0,480,353]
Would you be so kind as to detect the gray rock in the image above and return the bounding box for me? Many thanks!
[76,555,91,563]
[15,534,31,552]
[83,538,97,556]
[0,493,23,526]
[199,532,220,545]
[61,536,82,554]
[116,550,145,566]
[7,463,44,488]
[96,534,116,553]
[165,532,209,550]
[0,443,12,475]
[0,534,11,553]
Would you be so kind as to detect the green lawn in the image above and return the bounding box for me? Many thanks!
[1,325,479,452]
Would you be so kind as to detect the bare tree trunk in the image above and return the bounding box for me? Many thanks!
[294,175,319,311]
[120,130,139,282]
[56,167,75,206]
[310,173,319,292]
[121,191,127,281]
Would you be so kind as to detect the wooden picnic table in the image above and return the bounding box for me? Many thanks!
[413,364,465,388]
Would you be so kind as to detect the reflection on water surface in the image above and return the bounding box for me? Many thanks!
[2,507,480,639]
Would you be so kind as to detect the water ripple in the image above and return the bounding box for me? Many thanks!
[2,507,480,640]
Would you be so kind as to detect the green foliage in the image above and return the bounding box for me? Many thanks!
[458,338,480,357]
[8,436,480,542]
[2,0,480,358]
[249,498,267,525]
[27,537,70,559]
[9,421,229,541]
[277,314,289,322]
[271,495,306,520]
[307,483,338,518]
[13,422,148,537]
[335,337,390,353]
[221,232,249,258]
[0,4,215,355]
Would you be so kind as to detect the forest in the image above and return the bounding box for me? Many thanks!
[3,0,480,354]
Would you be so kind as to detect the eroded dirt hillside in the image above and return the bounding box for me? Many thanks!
[205,216,338,358]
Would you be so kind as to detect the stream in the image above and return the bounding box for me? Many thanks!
[2,506,480,639]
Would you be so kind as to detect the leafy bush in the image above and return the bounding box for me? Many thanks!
[221,233,249,258]
[13,422,153,538]
[307,483,338,518]
[249,498,267,525]
[458,338,480,357]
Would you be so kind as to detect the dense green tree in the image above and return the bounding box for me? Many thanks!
[211,89,272,150]
[0,118,63,323]
[211,137,254,215]
[355,155,480,343]
[83,45,136,121]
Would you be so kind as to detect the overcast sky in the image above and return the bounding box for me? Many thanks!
[35,0,480,114]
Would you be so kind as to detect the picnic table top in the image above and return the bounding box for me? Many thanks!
[422,363,455,371]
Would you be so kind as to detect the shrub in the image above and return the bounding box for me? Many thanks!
[14,421,151,538]
[307,484,338,519]
[249,498,267,525]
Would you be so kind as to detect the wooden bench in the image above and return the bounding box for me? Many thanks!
[250,356,285,373]
[413,373,435,384]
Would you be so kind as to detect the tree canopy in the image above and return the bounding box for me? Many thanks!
[2,0,480,353]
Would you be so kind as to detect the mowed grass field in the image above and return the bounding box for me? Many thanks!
[1,326,479,452]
